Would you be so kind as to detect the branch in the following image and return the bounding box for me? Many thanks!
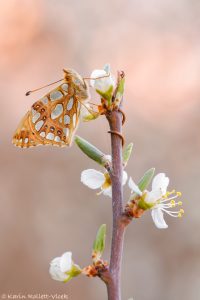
[106,108,126,300]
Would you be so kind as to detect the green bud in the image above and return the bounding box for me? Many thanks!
[115,76,125,106]
[75,135,106,166]
[138,168,155,192]
[123,143,133,167]
[92,224,106,263]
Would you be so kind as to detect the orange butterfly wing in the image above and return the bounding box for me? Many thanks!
[13,81,81,148]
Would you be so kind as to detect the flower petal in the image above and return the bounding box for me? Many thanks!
[81,169,105,189]
[60,252,72,273]
[49,257,69,282]
[90,68,115,93]
[151,208,168,229]
[152,173,169,195]
[128,177,142,195]
[122,171,128,186]
[102,186,112,198]
[104,154,112,163]
[145,189,162,203]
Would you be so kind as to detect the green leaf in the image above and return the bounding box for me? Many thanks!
[123,143,133,166]
[92,224,106,262]
[130,168,155,202]
[96,85,113,106]
[138,168,155,192]
[75,136,105,165]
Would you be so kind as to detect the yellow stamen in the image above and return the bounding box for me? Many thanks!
[180,209,184,214]
[178,201,182,206]
[170,200,176,207]
[177,191,182,196]
[102,173,111,190]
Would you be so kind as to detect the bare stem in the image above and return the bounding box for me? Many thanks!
[106,109,126,300]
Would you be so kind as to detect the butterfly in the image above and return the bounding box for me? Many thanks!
[12,69,91,148]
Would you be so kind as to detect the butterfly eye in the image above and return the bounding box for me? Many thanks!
[73,78,81,85]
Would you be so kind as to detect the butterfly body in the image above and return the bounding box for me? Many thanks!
[13,69,90,148]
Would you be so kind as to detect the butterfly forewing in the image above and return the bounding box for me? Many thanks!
[13,70,88,148]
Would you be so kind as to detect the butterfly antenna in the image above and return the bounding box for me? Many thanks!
[25,79,63,96]
[83,73,110,80]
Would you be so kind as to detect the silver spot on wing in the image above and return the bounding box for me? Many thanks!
[73,113,76,127]
[46,133,55,140]
[54,136,61,142]
[41,96,48,104]
[32,112,40,124]
[61,83,68,92]
[64,115,70,125]
[63,128,69,136]
[67,97,74,110]
[51,104,63,119]
[35,120,44,131]
[40,132,46,138]
[50,91,63,101]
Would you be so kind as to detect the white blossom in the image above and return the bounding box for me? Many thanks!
[129,173,183,229]
[90,64,115,94]
[49,252,81,282]
[81,156,127,198]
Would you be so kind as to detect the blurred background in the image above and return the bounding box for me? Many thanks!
[0,0,200,299]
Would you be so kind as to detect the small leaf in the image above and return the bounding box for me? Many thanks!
[75,136,105,165]
[123,143,133,166]
[115,74,125,106]
[138,168,155,191]
[96,85,113,106]
[130,168,155,201]
[92,224,106,263]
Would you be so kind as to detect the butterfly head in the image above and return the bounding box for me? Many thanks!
[63,69,90,101]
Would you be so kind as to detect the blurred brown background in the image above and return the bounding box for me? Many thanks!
[0,0,200,299]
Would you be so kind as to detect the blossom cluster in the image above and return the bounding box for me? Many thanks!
[49,64,184,284]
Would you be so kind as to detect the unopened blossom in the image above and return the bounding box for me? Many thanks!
[49,251,81,282]
[81,156,128,198]
[129,173,184,229]
[90,64,115,94]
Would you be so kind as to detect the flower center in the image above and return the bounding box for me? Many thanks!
[102,173,111,190]
[156,190,184,218]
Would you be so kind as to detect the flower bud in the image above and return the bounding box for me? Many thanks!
[92,224,106,263]
[49,251,81,283]
[90,64,115,103]
[123,143,133,167]
[75,135,109,167]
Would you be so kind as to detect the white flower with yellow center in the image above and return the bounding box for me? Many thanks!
[49,251,81,282]
[81,156,128,198]
[129,173,184,229]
